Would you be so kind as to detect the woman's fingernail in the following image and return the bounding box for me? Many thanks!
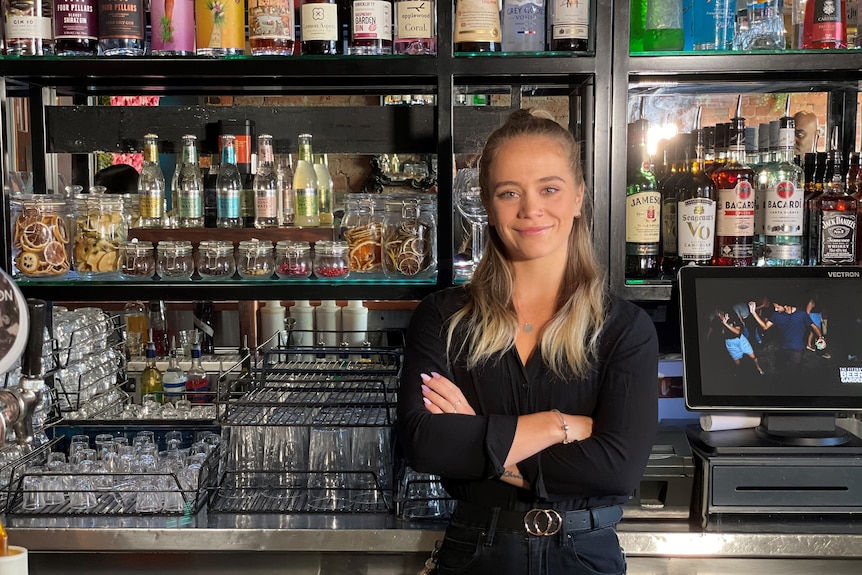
[423,397,432,405]
[421,384,431,393]
[420,373,431,382]
[430,371,441,378]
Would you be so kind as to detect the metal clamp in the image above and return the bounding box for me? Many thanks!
[524,508,563,537]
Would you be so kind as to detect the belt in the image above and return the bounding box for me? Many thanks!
[453,500,623,537]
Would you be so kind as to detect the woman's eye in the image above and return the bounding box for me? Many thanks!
[543,187,559,195]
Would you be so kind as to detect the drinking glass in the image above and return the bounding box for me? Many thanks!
[399,468,449,519]
[229,426,263,488]
[22,474,45,510]
[350,426,393,506]
[263,424,309,493]
[307,427,351,511]
[453,167,487,280]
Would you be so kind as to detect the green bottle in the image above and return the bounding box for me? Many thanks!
[140,340,164,404]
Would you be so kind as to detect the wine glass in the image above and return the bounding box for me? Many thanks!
[453,167,487,280]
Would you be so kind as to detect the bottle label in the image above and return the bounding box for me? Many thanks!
[256,194,278,218]
[301,3,340,41]
[151,0,195,52]
[763,180,804,237]
[820,212,857,263]
[677,197,716,260]
[295,187,320,216]
[177,190,203,217]
[716,182,755,236]
[395,0,433,39]
[454,0,502,43]
[53,0,99,41]
[763,242,803,261]
[6,15,51,39]
[97,0,144,40]
[194,0,245,50]
[139,194,165,218]
[217,193,241,218]
[352,0,392,40]
[809,0,845,43]
[625,190,661,243]
[249,0,295,41]
[551,0,588,40]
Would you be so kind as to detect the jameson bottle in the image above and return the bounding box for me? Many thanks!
[816,127,857,265]
[138,134,167,228]
[712,96,756,266]
[53,0,99,55]
[176,135,205,228]
[676,107,717,267]
[98,0,145,55]
[300,0,345,54]
[254,134,279,228]
[349,0,393,54]
[759,98,805,266]
[549,0,589,52]
[216,134,243,228]
[393,0,436,54]
[294,134,320,227]
[625,117,661,279]
[151,0,195,55]
[454,0,502,52]
[5,0,51,55]
[249,0,296,55]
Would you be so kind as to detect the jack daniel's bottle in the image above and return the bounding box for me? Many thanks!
[815,127,857,265]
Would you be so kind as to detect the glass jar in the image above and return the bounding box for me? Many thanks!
[119,239,156,280]
[72,191,128,278]
[157,240,195,281]
[340,193,386,277]
[9,194,72,279]
[197,240,237,280]
[237,239,275,279]
[383,195,437,279]
[312,240,350,280]
[275,240,313,279]
[120,192,142,229]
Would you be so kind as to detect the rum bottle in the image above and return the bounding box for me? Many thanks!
[454,0,502,52]
[140,340,164,403]
[98,0,145,55]
[138,134,167,228]
[816,127,857,265]
[216,134,243,228]
[249,0,296,55]
[802,0,847,48]
[393,0,436,54]
[52,0,99,55]
[676,107,717,267]
[349,0,393,54]
[254,134,279,229]
[294,134,320,227]
[625,116,661,279]
[176,135,205,229]
[549,0,589,52]
[712,96,756,266]
[300,0,345,54]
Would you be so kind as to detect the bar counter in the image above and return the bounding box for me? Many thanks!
[6,513,862,574]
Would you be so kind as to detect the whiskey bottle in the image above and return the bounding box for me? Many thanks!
[176,135,205,228]
[712,96,756,266]
[454,0,502,52]
[816,127,857,265]
[549,0,589,52]
[138,134,167,229]
[625,117,661,279]
[249,0,296,55]
[676,107,717,267]
[393,0,436,54]
[759,98,805,266]
[349,0,393,54]
[300,0,346,54]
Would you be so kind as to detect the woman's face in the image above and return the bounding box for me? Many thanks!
[485,134,584,265]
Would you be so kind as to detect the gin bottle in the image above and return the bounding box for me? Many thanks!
[393,0,436,54]
[98,0,146,55]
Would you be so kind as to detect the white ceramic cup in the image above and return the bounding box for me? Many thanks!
[0,545,29,575]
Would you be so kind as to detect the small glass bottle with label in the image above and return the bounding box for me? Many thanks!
[216,134,243,229]
[254,134,279,228]
[151,0,196,55]
[138,133,167,228]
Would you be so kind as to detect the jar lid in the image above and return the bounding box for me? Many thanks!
[239,239,273,250]
[314,240,349,255]
[199,240,235,253]
[275,240,310,250]
[158,240,193,253]
[120,238,154,253]
[10,193,69,208]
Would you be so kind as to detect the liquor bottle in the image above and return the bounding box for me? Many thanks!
[294,134,320,227]
[454,0,502,52]
[625,115,661,280]
[314,154,335,227]
[151,0,195,55]
[279,153,296,226]
[847,151,860,197]
[630,0,647,52]
[176,135,205,228]
[643,0,684,50]
[802,0,847,48]
[393,0,436,54]
[300,0,345,54]
[6,0,51,54]
[705,123,727,177]
[138,133,167,228]
[249,0,295,55]
[124,300,148,357]
[52,0,99,55]
[98,0,146,55]
[502,0,545,52]
[816,127,857,265]
[162,339,187,403]
[759,98,805,266]
[549,0,589,51]
[193,301,215,354]
[185,343,210,404]
[148,300,169,356]
[733,0,785,49]
[804,151,826,265]
[216,134,243,228]
[712,97,756,266]
[195,0,245,55]
[659,133,687,276]
[140,339,164,403]
[349,0,393,54]
[676,107,717,267]
[254,134,279,228]
[236,334,252,394]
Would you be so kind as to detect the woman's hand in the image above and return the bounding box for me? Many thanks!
[420,372,475,415]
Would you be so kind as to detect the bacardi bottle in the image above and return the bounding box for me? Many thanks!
[676,107,717,267]
[816,127,857,265]
[625,117,661,279]
[712,96,756,266]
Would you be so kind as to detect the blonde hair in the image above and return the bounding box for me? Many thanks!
[446,109,607,379]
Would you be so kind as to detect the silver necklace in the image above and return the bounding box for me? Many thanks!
[523,323,534,333]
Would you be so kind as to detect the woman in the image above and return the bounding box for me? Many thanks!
[397,109,658,574]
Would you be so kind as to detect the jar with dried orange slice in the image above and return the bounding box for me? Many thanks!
[382,194,437,280]
[9,194,72,279]
[72,191,128,278]
[341,193,386,277]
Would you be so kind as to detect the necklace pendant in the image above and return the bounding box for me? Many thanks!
[523,323,533,333]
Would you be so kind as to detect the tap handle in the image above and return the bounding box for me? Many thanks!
[22,299,47,379]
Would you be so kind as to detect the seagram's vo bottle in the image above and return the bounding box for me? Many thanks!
[676,109,717,267]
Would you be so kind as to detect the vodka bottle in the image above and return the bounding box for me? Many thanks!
[502,0,545,52]
[216,134,243,228]
[138,134,167,228]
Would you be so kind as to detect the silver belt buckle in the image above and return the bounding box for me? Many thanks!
[524,508,563,536]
